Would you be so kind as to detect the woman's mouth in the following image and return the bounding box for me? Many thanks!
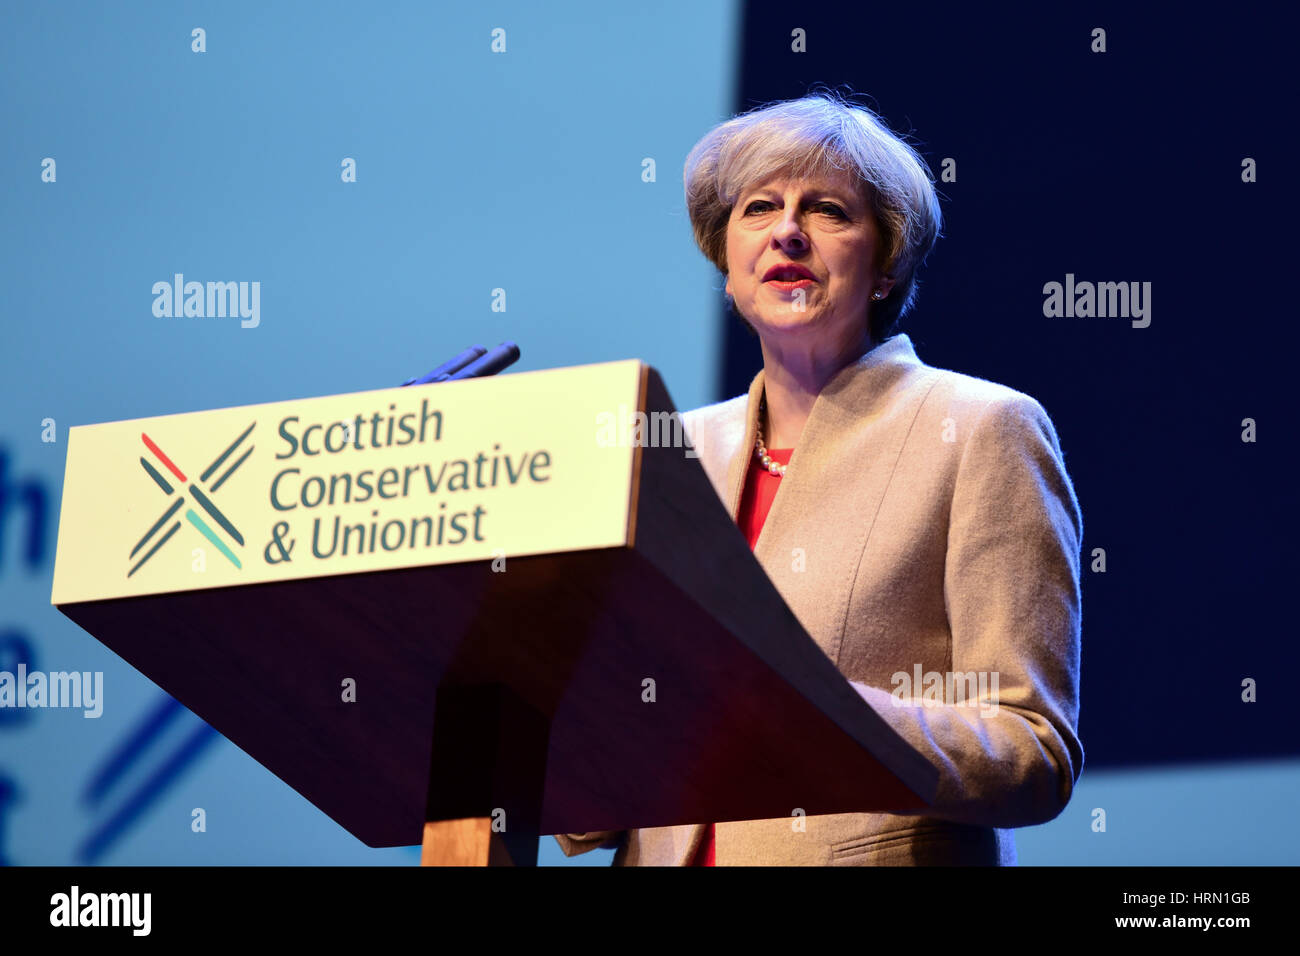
[763,263,817,291]
[766,277,815,291]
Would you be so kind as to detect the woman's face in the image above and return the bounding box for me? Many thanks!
[724,167,893,356]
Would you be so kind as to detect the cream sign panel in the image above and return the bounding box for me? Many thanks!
[52,361,644,604]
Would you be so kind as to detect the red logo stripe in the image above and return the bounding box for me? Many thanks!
[141,432,187,483]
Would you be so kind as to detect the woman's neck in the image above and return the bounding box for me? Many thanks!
[759,331,873,449]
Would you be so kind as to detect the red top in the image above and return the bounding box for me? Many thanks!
[689,444,793,866]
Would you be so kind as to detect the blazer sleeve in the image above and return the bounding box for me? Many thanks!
[850,392,1084,829]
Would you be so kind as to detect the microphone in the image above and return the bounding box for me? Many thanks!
[401,346,488,386]
[446,341,520,381]
[401,342,521,386]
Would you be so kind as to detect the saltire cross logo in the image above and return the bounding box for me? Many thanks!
[127,423,256,577]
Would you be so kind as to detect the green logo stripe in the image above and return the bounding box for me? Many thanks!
[188,484,244,546]
[184,510,242,570]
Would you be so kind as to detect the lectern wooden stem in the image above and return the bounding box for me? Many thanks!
[421,682,549,866]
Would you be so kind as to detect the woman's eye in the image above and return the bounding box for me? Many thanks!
[742,200,844,217]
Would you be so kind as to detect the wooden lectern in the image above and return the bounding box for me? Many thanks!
[50,360,938,865]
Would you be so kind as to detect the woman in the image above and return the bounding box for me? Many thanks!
[557,92,1083,865]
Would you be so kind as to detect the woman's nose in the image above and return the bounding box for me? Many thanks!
[771,211,808,249]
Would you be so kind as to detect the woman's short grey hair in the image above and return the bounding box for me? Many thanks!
[683,91,942,344]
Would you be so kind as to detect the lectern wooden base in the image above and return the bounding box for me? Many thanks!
[421,683,546,866]
[420,819,534,866]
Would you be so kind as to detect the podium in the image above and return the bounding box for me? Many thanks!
[50,360,938,865]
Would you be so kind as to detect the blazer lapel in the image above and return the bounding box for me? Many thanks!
[721,368,765,519]
[713,335,938,664]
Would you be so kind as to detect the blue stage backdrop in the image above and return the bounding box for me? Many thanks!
[1,1,1295,866]
[0,0,738,866]
[727,1,1296,769]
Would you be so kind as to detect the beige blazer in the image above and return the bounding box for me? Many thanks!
[554,333,1084,865]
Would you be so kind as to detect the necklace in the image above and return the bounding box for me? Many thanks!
[754,396,787,477]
